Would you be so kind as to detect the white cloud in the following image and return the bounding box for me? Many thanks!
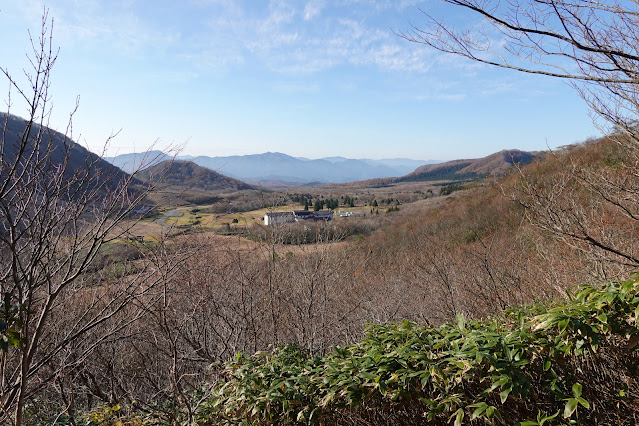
[12,0,181,59]
[304,1,325,20]
[249,14,435,75]
[12,1,435,76]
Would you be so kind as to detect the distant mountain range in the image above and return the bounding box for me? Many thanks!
[2,113,538,198]
[103,150,171,174]
[104,151,438,184]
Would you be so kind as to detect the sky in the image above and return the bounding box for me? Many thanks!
[0,0,600,161]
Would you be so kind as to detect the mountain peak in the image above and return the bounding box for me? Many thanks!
[136,160,255,191]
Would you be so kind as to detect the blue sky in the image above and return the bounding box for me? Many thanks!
[1,1,599,161]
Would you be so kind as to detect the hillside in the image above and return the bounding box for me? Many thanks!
[202,279,639,424]
[136,160,255,192]
[192,137,639,424]
[19,130,639,423]
[458,149,536,175]
[399,149,538,183]
[1,112,130,189]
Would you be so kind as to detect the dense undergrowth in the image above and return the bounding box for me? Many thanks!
[196,277,639,425]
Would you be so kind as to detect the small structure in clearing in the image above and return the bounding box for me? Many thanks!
[264,210,334,226]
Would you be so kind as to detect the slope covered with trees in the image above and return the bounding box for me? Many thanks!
[0,112,130,190]
[136,160,256,192]
[50,134,636,425]
[399,150,538,183]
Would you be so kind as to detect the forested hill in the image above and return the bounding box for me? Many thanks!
[344,149,539,187]
[136,160,256,191]
[1,112,129,188]
[398,149,538,182]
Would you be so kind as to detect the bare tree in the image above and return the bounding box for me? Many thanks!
[0,12,187,424]
[399,0,639,270]
[512,138,639,270]
[398,0,639,138]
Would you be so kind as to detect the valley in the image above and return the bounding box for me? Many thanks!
[5,102,638,424]
[3,2,639,423]
[119,170,457,243]
[92,137,639,424]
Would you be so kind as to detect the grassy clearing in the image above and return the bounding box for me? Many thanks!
[158,204,307,228]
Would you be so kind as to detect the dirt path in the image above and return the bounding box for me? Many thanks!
[155,208,185,225]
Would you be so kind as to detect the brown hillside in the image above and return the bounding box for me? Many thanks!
[136,160,256,192]
[1,112,130,190]
[411,159,471,175]
[398,149,538,183]
[458,149,537,175]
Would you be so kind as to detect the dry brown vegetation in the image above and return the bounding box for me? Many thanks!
[22,133,631,424]
[4,5,639,423]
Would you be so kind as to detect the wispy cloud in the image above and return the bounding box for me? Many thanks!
[15,0,181,59]
[195,0,436,75]
[12,0,435,77]
[304,1,326,20]
[342,0,424,13]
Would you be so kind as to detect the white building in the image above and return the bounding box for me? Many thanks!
[264,212,295,226]
[264,210,334,226]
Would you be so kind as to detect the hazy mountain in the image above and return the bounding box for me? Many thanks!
[179,152,413,183]
[105,149,534,185]
[361,158,439,175]
[103,150,170,174]
[299,156,437,176]
[104,151,435,184]
[2,112,129,189]
[136,160,255,191]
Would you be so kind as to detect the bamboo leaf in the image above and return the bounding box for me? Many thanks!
[572,383,582,398]
[563,398,578,418]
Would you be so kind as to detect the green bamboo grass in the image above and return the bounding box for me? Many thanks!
[199,278,639,425]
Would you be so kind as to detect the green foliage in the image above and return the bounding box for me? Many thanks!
[199,277,639,424]
[80,404,143,425]
[0,293,23,351]
[289,193,313,205]
[440,183,464,196]
[397,162,479,182]
[343,195,356,207]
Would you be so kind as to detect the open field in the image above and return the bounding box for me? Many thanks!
[154,203,304,227]
[114,180,466,245]
[106,181,447,248]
